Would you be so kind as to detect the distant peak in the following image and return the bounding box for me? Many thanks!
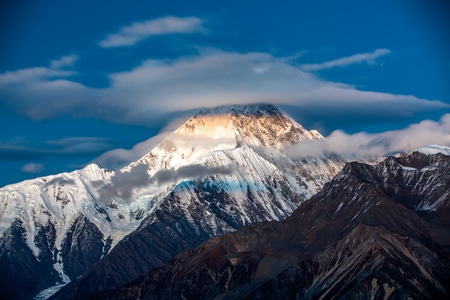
[415,144,450,156]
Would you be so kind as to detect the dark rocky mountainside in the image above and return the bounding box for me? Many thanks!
[0,219,60,299]
[95,152,450,300]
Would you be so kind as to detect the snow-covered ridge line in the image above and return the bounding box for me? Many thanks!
[416,144,450,156]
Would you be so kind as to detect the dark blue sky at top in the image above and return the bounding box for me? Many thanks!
[0,0,449,187]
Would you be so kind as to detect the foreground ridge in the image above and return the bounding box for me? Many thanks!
[96,151,450,300]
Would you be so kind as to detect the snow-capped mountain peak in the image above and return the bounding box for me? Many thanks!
[131,104,324,174]
[175,103,322,146]
[0,104,344,299]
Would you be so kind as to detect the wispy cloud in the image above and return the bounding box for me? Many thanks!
[95,163,231,203]
[301,48,391,71]
[0,67,73,85]
[92,131,238,170]
[50,54,78,69]
[0,141,47,161]
[47,137,113,155]
[0,137,113,161]
[21,163,44,174]
[287,113,450,158]
[98,16,205,48]
[95,164,151,203]
[0,54,77,86]
[92,133,170,170]
[151,163,232,185]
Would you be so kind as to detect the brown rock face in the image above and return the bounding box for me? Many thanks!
[95,152,450,300]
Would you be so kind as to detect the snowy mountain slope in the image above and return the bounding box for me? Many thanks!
[0,104,345,299]
[52,105,345,299]
[0,164,129,299]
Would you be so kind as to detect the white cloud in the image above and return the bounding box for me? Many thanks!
[2,48,448,172]
[0,49,447,129]
[287,113,450,159]
[0,55,77,85]
[99,16,205,48]
[50,54,78,69]
[0,78,97,120]
[301,48,391,71]
[21,163,44,174]
[92,132,170,170]
[94,163,232,203]
[0,67,73,85]
[101,50,447,126]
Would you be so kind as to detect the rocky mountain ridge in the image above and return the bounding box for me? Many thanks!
[94,151,450,300]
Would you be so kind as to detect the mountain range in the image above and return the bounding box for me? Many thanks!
[93,150,450,299]
[0,104,345,299]
[1,104,449,299]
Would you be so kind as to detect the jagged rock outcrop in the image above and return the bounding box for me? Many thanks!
[0,219,60,300]
[61,214,106,279]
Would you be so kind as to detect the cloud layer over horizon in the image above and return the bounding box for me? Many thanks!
[1,39,448,173]
[0,48,447,131]
[287,113,450,159]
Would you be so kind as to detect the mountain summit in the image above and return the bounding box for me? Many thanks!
[132,104,322,172]
[176,104,322,145]
[0,104,344,299]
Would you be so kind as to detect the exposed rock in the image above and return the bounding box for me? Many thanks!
[61,214,105,280]
[0,219,60,300]
[96,152,450,300]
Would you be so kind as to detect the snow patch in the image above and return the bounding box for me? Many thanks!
[416,144,450,156]
[33,283,67,300]
[400,165,418,171]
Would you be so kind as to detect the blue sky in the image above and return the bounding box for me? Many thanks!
[1,0,449,187]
